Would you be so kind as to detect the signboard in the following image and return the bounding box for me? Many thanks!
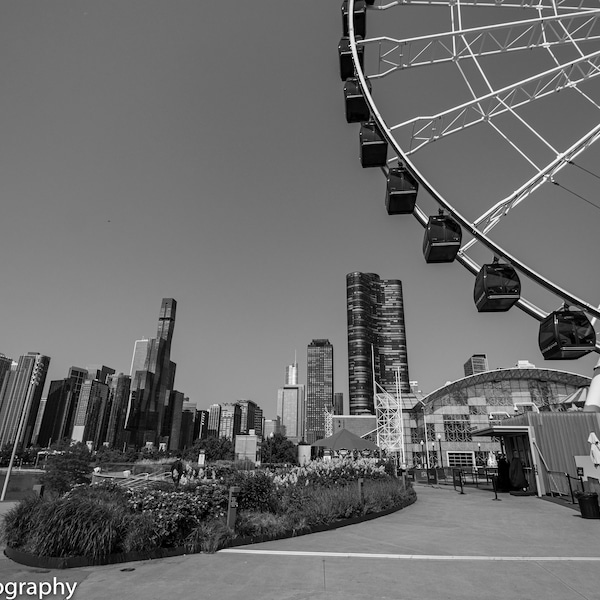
[577,467,584,477]
[427,468,438,484]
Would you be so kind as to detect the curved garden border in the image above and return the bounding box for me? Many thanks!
[4,502,409,569]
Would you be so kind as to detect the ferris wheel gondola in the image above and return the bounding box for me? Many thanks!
[338,36,364,81]
[474,261,521,313]
[385,166,418,215]
[343,77,371,123]
[423,213,462,264]
[359,120,388,167]
[538,307,596,360]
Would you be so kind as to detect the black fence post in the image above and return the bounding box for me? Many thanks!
[227,486,240,530]
[491,475,501,501]
[566,473,575,504]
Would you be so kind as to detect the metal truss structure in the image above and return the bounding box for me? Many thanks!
[374,371,406,464]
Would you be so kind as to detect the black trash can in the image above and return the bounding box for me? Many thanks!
[577,492,600,519]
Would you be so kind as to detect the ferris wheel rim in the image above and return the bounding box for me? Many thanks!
[346,0,600,335]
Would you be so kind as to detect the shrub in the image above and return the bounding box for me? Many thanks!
[228,471,278,513]
[22,496,128,558]
[121,512,162,553]
[1,496,47,549]
[127,483,229,547]
[64,481,131,506]
[234,510,290,538]
[40,445,92,496]
[184,520,234,554]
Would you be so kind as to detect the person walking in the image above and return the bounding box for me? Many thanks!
[170,455,183,487]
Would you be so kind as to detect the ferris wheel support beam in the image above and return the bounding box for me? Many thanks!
[362,11,600,77]
[391,50,600,154]
[348,0,600,328]
[370,0,598,12]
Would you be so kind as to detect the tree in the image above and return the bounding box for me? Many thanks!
[40,442,92,496]
[184,436,234,462]
[262,433,297,465]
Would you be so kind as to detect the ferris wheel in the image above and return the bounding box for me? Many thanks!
[340,0,600,370]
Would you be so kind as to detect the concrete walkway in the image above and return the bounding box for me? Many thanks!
[1,484,600,600]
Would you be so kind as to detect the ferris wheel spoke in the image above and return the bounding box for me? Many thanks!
[389,50,600,154]
[362,12,600,78]
[463,121,600,242]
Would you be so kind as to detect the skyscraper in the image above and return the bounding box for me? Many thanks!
[125,298,177,448]
[219,403,242,442]
[0,355,13,394]
[37,366,88,447]
[0,353,50,448]
[464,354,489,377]
[71,378,110,448]
[104,373,131,449]
[208,404,221,438]
[277,361,305,443]
[346,272,410,415]
[237,400,258,435]
[306,339,333,444]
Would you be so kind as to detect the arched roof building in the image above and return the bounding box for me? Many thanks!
[409,367,591,470]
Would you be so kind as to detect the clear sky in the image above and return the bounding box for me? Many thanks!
[1,0,598,419]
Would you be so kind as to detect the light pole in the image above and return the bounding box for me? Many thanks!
[268,432,274,465]
[477,442,481,467]
[420,439,430,469]
[432,441,436,467]
[437,433,443,468]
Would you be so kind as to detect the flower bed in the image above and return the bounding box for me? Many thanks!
[2,459,416,567]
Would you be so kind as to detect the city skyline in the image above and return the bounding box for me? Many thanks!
[0,1,598,422]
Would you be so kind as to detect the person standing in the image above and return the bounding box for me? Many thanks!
[509,450,528,491]
[170,455,183,487]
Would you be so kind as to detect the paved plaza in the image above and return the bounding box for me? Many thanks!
[1,483,599,600]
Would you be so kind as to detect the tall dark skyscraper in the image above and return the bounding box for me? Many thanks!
[0,353,50,447]
[306,339,333,444]
[346,272,410,415]
[38,366,89,447]
[125,298,178,448]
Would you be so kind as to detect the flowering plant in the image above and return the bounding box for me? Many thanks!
[127,483,229,546]
[270,458,388,489]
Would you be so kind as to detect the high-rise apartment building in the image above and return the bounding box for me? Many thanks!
[237,400,258,435]
[253,405,264,438]
[306,339,333,444]
[219,403,242,442]
[125,298,178,448]
[208,404,221,438]
[0,353,50,447]
[195,409,209,440]
[463,354,489,377]
[346,272,410,415]
[71,378,110,448]
[104,373,131,449]
[277,361,306,443]
[0,355,13,395]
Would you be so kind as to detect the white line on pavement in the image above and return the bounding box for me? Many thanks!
[219,549,600,562]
